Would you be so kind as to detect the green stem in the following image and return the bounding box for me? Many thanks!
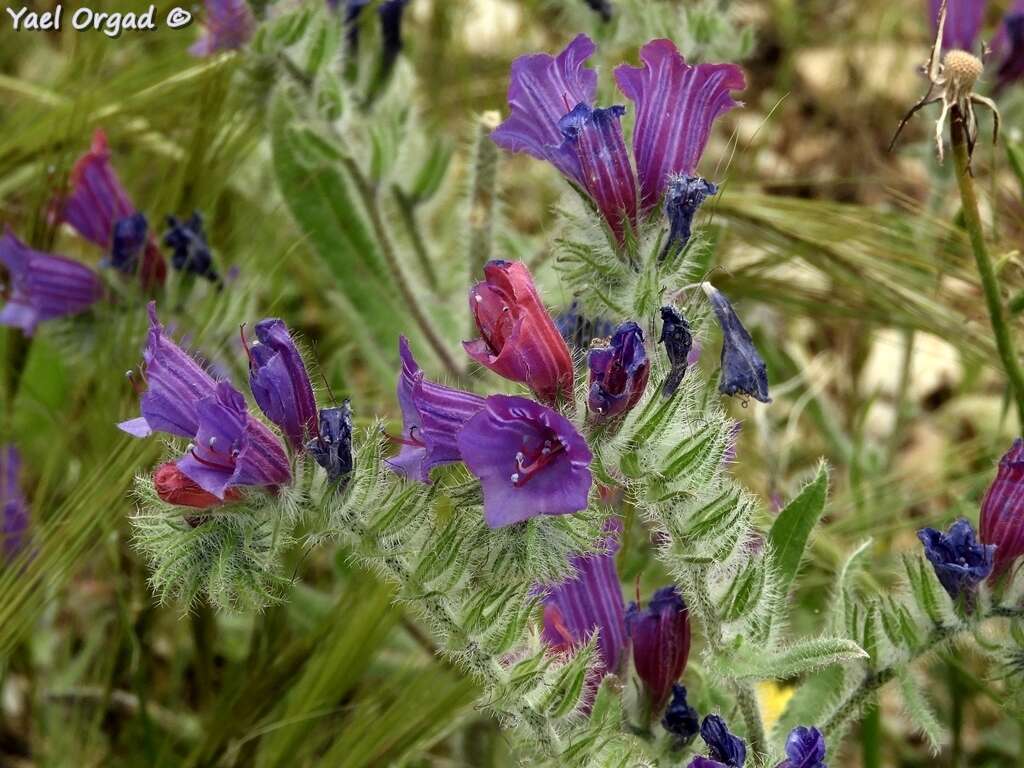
[467,112,500,283]
[391,184,439,292]
[950,107,1024,430]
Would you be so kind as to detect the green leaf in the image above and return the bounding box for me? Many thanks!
[768,461,828,598]
[896,668,945,754]
[716,636,868,680]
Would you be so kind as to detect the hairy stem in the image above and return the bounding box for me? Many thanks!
[950,107,1024,430]
[391,184,439,292]
[467,112,500,284]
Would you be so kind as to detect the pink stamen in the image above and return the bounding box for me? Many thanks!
[510,438,566,487]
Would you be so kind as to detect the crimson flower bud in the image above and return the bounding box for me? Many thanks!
[153,462,239,509]
[980,438,1024,578]
[625,586,691,715]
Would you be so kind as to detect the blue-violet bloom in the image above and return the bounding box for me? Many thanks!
[0,230,104,336]
[246,318,318,451]
[456,394,592,528]
[662,684,700,744]
[190,0,255,56]
[659,305,694,398]
[702,283,770,403]
[661,175,717,260]
[389,336,485,483]
[588,321,650,419]
[164,213,220,283]
[109,212,150,274]
[694,714,747,767]
[994,1,1024,90]
[626,586,691,714]
[1,445,28,562]
[980,438,1024,577]
[306,402,356,487]
[930,0,986,52]
[776,726,827,768]
[918,518,995,600]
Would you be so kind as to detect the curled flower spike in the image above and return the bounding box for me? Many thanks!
[687,714,746,768]
[246,318,319,451]
[542,520,627,681]
[0,230,104,336]
[661,175,718,261]
[918,518,995,600]
[614,39,745,213]
[775,726,827,768]
[1,445,29,562]
[154,461,240,509]
[558,103,639,244]
[164,213,220,283]
[456,394,592,528]
[980,438,1024,577]
[388,337,485,483]
[177,380,291,499]
[306,403,355,487]
[491,34,598,188]
[588,321,650,419]
[118,302,219,439]
[659,305,694,398]
[190,0,255,57]
[465,260,574,404]
[662,684,700,744]
[702,283,770,404]
[626,586,691,715]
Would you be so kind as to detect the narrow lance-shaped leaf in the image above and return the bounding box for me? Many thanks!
[769,461,829,598]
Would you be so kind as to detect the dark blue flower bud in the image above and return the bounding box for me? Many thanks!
[660,175,717,262]
[700,714,746,767]
[582,0,613,22]
[340,0,371,57]
[378,0,408,73]
[110,212,149,274]
[555,301,615,350]
[776,726,827,768]
[702,283,770,403]
[659,305,693,398]
[163,212,220,284]
[917,518,994,601]
[662,683,699,745]
[306,402,355,487]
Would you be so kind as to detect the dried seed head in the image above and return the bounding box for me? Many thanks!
[943,49,983,94]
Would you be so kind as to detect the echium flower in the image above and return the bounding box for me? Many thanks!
[993,3,1024,89]
[190,0,255,57]
[918,518,995,601]
[0,230,104,336]
[388,336,485,483]
[154,461,241,509]
[928,0,1024,90]
[306,402,355,487]
[245,318,318,452]
[588,322,650,419]
[61,130,166,286]
[164,213,220,283]
[542,520,627,683]
[662,684,700,744]
[625,586,691,715]
[702,283,770,403]
[688,714,747,768]
[980,438,1024,577]
[465,260,574,404]
[775,726,827,768]
[661,175,718,260]
[1,445,29,562]
[930,0,986,51]
[456,395,592,528]
[659,305,695,398]
[555,301,614,350]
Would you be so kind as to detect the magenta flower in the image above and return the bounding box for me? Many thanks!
[614,40,745,213]
[0,229,104,336]
[625,586,691,715]
[388,336,486,483]
[1,445,28,562]
[588,321,650,419]
[980,438,1024,578]
[464,261,575,404]
[177,380,291,499]
[246,318,318,451]
[118,302,219,439]
[190,0,256,57]
[541,520,627,679]
[456,395,592,528]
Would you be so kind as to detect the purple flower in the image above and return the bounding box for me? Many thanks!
[246,318,318,451]
[917,518,995,600]
[558,103,639,244]
[109,212,150,275]
[702,283,770,404]
[118,302,219,439]
[659,305,694,398]
[776,726,827,768]
[541,520,627,677]
[177,380,292,499]
[994,2,1024,90]
[661,175,718,260]
[625,586,691,714]
[980,438,1024,578]
[190,0,255,57]
[456,395,592,528]
[164,213,220,283]
[62,130,166,287]
[693,714,746,767]
[1,445,28,562]
[662,683,700,743]
[614,40,745,213]
[588,321,650,419]
[389,336,485,483]
[930,0,986,52]
[306,402,355,487]
[554,301,614,350]
[0,230,104,336]
[491,34,598,188]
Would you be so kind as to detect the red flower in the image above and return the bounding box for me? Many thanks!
[981,438,1024,578]
[153,462,240,509]
[463,260,574,403]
